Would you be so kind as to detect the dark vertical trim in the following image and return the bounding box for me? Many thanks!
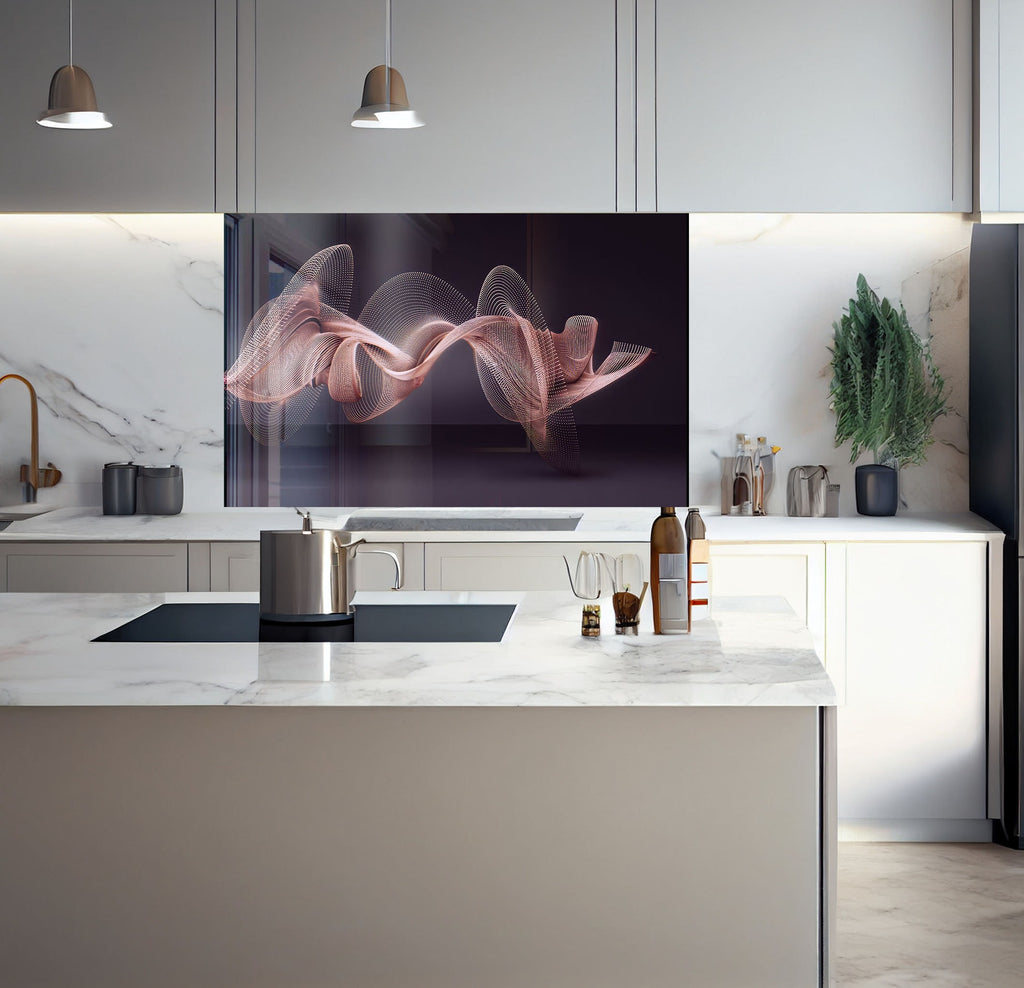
[817,707,824,987]
[818,706,837,987]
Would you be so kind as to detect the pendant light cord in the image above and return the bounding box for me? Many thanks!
[384,0,391,107]
[69,0,74,66]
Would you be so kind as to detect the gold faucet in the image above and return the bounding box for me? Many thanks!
[0,373,62,503]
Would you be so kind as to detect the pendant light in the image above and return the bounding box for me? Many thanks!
[37,0,112,129]
[351,0,423,129]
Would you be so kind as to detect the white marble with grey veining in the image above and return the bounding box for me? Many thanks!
[0,214,224,511]
[0,504,1001,543]
[0,590,836,707]
[689,214,975,517]
[0,212,984,522]
[0,505,656,541]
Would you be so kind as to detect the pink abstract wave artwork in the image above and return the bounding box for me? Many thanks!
[224,244,653,474]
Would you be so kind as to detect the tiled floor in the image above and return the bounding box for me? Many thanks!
[836,843,1024,987]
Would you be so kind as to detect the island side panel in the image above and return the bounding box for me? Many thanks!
[0,706,822,988]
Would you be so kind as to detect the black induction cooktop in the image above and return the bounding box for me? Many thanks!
[93,602,516,644]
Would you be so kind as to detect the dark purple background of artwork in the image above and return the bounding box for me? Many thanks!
[225,213,687,507]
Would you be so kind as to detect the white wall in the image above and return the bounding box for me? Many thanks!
[0,215,224,510]
[689,214,974,515]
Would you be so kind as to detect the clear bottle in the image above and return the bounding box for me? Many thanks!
[732,434,753,516]
[684,506,706,547]
[752,437,767,516]
[651,506,687,634]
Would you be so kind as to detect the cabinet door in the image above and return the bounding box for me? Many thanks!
[988,0,1024,209]
[210,543,260,592]
[424,542,648,591]
[0,0,215,210]
[1,543,188,593]
[251,0,616,211]
[657,0,970,211]
[838,542,988,839]
[709,543,825,658]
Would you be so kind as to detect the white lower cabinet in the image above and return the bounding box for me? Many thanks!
[708,543,826,658]
[0,531,996,841]
[835,541,989,841]
[0,543,188,593]
[708,538,991,841]
[423,542,649,591]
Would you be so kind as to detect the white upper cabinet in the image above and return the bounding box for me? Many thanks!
[655,0,972,212]
[977,0,1024,212]
[248,0,617,212]
[0,0,216,211]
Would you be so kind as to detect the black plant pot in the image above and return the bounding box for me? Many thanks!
[855,464,899,516]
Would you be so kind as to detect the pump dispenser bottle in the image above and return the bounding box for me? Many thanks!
[650,506,687,634]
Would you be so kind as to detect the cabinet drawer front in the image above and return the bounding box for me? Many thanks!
[3,544,188,593]
[425,543,648,592]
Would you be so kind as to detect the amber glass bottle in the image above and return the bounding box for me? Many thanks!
[651,506,687,634]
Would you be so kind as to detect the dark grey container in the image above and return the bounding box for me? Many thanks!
[855,464,898,516]
[102,462,137,515]
[136,465,183,515]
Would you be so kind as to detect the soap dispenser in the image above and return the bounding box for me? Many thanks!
[650,506,687,634]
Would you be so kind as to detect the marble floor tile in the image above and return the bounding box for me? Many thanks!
[836,842,1024,987]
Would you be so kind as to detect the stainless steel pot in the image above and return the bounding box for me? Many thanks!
[259,511,401,618]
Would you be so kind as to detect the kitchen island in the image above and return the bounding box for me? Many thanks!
[0,590,836,988]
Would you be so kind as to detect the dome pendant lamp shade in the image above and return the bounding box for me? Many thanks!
[37,0,112,130]
[351,65,423,128]
[351,0,423,129]
[38,65,111,129]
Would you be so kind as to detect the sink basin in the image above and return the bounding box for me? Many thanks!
[94,601,517,644]
[345,510,582,532]
[0,503,56,522]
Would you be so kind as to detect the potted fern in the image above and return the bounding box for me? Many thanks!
[828,274,946,515]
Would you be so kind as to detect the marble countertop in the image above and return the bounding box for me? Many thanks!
[0,506,649,542]
[0,590,836,708]
[0,505,1003,544]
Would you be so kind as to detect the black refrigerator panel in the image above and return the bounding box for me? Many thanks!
[969,224,1024,849]
[999,550,1024,848]
[969,223,1020,540]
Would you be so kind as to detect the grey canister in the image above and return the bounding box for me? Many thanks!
[102,462,137,515]
[136,465,184,515]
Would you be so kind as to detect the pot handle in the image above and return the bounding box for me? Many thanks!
[331,537,402,590]
[356,548,403,591]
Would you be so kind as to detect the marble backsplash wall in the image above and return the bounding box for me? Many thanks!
[688,214,974,515]
[0,215,224,510]
[0,212,976,515]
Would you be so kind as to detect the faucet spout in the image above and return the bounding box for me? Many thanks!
[0,373,58,504]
